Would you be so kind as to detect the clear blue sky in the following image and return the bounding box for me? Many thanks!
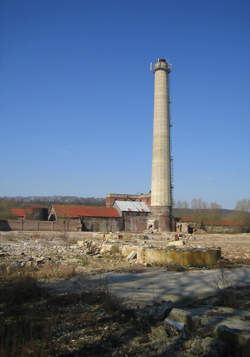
[1,0,249,209]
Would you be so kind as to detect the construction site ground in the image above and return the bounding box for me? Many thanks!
[0,232,250,356]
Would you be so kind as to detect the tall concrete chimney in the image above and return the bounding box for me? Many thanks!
[150,58,172,231]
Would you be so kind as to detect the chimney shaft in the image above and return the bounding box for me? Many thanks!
[150,58,172,231]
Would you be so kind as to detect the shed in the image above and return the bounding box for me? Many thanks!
[113,201,150,232]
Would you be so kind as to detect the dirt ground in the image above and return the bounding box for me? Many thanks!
[0,232,249,275]
[184,233,250,264]
[0,232,250,356]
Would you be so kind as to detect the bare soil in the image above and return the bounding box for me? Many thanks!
[185,233,250,264]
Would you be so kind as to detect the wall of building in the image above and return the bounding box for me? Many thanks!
[123,212,149,232]
[0,219,81,232]
[81,216,122,233]
[25,208,49,221]
[205,225,235,233]
[177,221,236,234]
[106,193,151,208]
[176,222,192,233]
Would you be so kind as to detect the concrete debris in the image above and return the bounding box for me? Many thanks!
[215,323,250,351]
[186,337,225,357]
[165,318,185,331]
[166,305,250,352]
[167,240,185,247]
[100,244,119,254]
[127,251,137,261]
[135,300,173,321]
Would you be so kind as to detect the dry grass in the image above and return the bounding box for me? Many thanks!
[0,262,77,281]
[34,262,77,279]
[0,265,125,357]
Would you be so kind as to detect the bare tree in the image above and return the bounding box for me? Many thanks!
[183,200,189,209]
[210,202,222,210]
[235,199,250,212]
[191,198,208,209]
[174,200,189,209]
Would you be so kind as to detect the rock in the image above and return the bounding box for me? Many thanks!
[75,266,86,274]
[120,245,137,257]
[154,301,173,320]
[167,307,213,330]
[189,337,225,357]
[137,301,173,321]
[167,240,184,247]
[165,318,184,331]
[69,245,79,250]
[26,261,36,268]
[151,325,168,341]
[167,305,250,355]
[215,324,250,352]
[101,244,119,254]
[127,251,137,261]
[36,257,45,264]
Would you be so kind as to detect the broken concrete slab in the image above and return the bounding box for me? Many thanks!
[100,244,120,254]
[165,305,250,353]
[167,240,185,247]
[215,322,250,352]
[165,318,185,331]
[120,245,137,257]
[137,247,221,267]
[137,300,173,321]
[127,251,137,261]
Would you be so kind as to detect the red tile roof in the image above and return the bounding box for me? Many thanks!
[12,208,25,217]
[52,205,120,218]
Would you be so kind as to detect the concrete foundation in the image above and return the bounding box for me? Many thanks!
[137,247,221,267]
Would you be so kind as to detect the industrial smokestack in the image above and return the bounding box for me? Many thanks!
[150,58,172,231]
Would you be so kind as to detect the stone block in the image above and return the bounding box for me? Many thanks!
[166,307,214,330]
[167,240,184,247]
[120,245,137,257]
[127,251,137,261]
[100,244,119,254]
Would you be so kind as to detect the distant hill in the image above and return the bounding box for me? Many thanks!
[0,196,105,207]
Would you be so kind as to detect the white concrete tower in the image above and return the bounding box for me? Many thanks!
[150,58,172,231]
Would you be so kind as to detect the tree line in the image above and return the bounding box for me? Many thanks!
[0,196,105,207]
[173,198,250,212]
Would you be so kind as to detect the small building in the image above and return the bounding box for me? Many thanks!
[12,206,48,221]
[25,206,48,220]
[175,216,247,234]
[113,200,151,232]
[48,204,122,232]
